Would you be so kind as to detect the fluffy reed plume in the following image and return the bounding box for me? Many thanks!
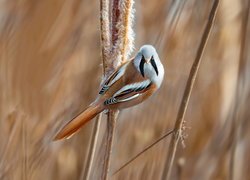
[111,0,135,66]
[83,0,135,179]
[1,0,250,180]
[100,0,111,74]
[102,1,135,179]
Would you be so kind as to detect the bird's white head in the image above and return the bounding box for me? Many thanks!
[134,45,164,88]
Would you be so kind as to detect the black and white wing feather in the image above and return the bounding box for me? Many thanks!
[99,63,129,95]
[104,80,152,105]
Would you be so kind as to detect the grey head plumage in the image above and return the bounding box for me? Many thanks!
[134,45,164,88]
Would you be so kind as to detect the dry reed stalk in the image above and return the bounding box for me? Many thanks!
[112,1,186,176]
[114,0,134,64]
[83,0,134,179]
[81,114,102,180]
[102,110,118,180]
[161,1,219,179]
[82,0,111,179]
[229,1,250,179]
[21,117,28,180]
[102,0,134,179]
[110,0,134,68]
[100,0,111,75]
[113,129,174,175]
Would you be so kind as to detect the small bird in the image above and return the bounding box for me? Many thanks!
[54,45,164,140]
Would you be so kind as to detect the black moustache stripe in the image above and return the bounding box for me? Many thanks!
[150,57,158,76]
[139,56,145,77]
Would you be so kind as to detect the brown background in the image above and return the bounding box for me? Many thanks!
[0,0,249,179]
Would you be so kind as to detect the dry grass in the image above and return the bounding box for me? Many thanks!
[162,1,219,179]
[0,0,250,180]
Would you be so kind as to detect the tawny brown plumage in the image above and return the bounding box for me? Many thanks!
[54,45,164,140]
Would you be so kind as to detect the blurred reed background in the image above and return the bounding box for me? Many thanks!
[0,0,249,180]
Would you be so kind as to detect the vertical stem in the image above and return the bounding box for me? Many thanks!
[101,0,120,179]
[100,0,111,74]
[81,114,102,180]
[102,0,134,179]
[21,118,27,180]
[111,0,120,45]
[82,0,111,179]
[161,1,219,179]
[98,0,134,178]
[102,110,118,180]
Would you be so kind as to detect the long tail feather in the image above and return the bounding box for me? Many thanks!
[53,102,103,141]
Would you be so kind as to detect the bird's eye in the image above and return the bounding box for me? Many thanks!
[150,56,158,75]
[139,55,146,77]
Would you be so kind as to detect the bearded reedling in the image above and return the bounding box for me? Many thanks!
[54,45,164,140]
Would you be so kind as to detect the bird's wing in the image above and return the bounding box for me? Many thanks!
[104,80,152,105]
[99,62,129,95]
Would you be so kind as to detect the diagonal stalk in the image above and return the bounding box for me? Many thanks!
[161,1,220,179]
[113,129,174,175]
